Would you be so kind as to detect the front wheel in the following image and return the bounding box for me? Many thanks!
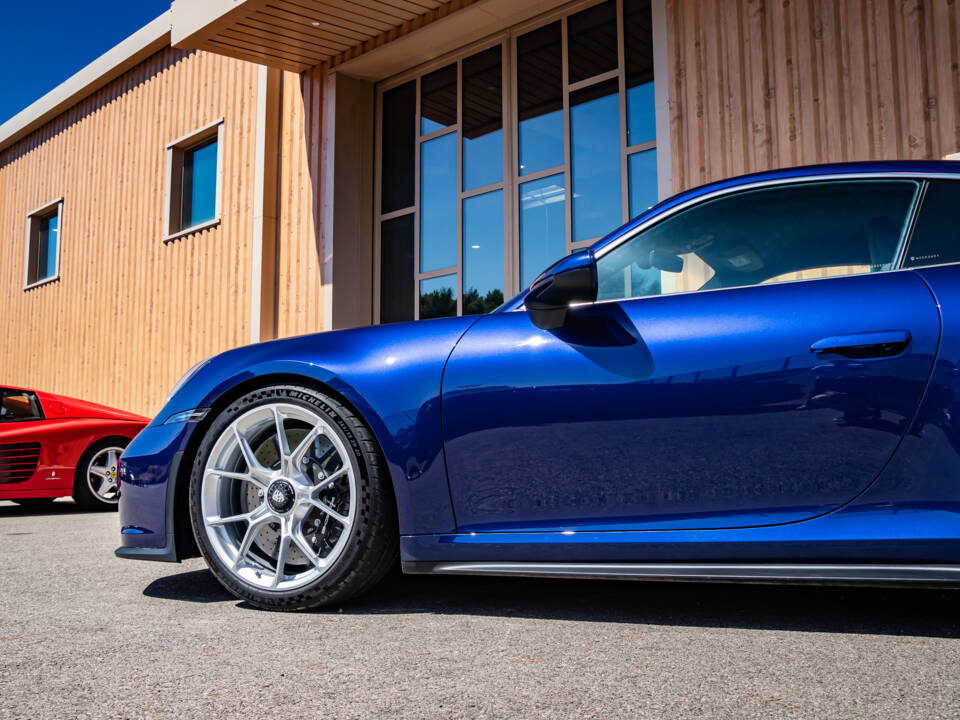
[188,385,398,611]
[73,440,127,509]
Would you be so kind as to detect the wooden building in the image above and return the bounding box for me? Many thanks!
[1,0,958,417]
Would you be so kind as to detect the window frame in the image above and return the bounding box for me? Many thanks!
[373,0,662,323]
[0,388,44,423]
[23,197,64,291]
[163,118,224,243]
[585,173,948,307]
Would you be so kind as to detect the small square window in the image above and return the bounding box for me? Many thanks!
[24,199,62,289]
[164,119,223,241]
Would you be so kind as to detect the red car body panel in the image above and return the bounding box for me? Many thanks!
[0,388,148,500]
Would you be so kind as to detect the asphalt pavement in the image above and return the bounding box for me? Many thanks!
[1,499,959,719]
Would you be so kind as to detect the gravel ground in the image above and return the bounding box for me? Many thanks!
[1,499,959,719]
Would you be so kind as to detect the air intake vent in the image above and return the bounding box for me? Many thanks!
[0,442,41,484]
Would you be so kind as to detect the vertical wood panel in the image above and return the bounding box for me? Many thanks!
[668,0,960,190]
[0,48,259,418]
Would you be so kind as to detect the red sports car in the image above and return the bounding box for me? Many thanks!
[0,387,148,509]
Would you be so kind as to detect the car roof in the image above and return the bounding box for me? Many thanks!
[590,159,960,256]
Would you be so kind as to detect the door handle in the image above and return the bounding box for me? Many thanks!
[810,330,911,359]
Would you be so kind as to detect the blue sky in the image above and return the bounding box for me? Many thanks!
[0,1,170,125]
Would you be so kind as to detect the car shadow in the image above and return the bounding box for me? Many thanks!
[144,566,960,638]
[0,500,108,517]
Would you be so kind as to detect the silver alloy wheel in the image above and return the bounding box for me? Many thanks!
[200,402,357,591]
[86,447,123,504]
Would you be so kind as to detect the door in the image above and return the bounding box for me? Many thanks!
[441,178,940,532]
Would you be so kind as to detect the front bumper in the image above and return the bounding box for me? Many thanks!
[116,421,193,561]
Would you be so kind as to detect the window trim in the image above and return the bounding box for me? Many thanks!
[163,117,224,243]
[22,197,64,291]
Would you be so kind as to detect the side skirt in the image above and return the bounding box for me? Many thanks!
[401,561,960,587]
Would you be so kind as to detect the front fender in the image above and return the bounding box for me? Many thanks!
[153,318,480,536]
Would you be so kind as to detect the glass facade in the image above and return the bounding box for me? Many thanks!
[376,0,658,321]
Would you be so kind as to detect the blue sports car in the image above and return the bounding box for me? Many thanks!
[118,161,960,611]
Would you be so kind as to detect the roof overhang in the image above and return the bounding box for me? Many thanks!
[0,12,172,153]
[170,0,566,80]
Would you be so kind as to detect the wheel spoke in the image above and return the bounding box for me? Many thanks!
[206,506,262,527]
[310,498,350,527]
[273,407,290,459]
[232,507,271,570]
[89,466,108,479]
[311,465,349,490]
[205,468,267,489]
[233,425,263,473]
[97,477,115,496]
[290,426,321,464]
[290,529,324,570]
[272,526,292,588]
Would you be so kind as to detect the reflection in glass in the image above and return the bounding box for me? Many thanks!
[420,273,458,319]
[628,149,658,218]
[462,46,503,191]
[624,0,656,146]
[381,81,416,213]
[182,138,217,227]
[517,22,564,175]
[420,133,457,272]
[421,64,457,135]
[520,174,566,288]
[570,80,622,242]
[567,0,617,84]
[463,190,504,315]
[380,214,414,324]
[596,180,919,301]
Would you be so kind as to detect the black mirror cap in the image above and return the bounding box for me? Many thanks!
[525,250,598,330]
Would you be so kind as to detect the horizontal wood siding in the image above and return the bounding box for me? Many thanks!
[667,0,960,190]
[0,48,259,418]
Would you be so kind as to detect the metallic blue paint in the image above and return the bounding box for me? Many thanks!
[118,161,960,576]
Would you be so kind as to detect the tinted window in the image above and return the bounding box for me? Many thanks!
[517,22,563,175]
[381,81,416,214]
[0,390,41,422]
[421,64,456,135]
[462,46,503,191]
[182,138,217,228]
[380,215,414,324]
[903,181,960,268]
[571,79,622,242]
[596,180,919,301]
[567,0,618,84]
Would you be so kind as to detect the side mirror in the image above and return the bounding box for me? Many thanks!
[524,250,598,330]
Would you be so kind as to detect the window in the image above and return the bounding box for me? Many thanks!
[24,199,62,289]
[0,390,42,422]
[376,0,659,322]
[903,181,960,268]
[164,119,223,241]
[596,180,920,301]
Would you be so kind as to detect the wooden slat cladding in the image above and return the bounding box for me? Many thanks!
[188,0,460,73]
[0,49,259,418]
[276,66,327,338]
[667,0,960,191]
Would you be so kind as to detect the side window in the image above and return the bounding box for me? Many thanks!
[596,180,919,301]
[903,181,960,268]
[0,390,42,422]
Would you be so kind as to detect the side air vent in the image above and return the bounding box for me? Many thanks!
[0,442,41,484]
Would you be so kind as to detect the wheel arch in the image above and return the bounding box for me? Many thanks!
[170,372,397,561]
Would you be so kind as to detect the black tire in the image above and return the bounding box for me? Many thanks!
[188,384,398,611]
[72,438,128,510]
